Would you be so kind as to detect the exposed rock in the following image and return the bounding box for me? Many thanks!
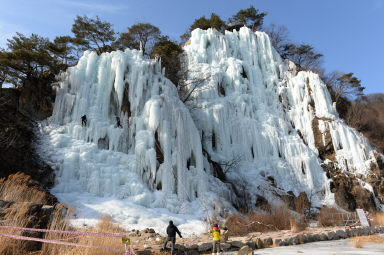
[0,89,55,188]
[18,73,55,121]
[327,231,336,240]
[143,228,156,234]
[255,238,264,249]
[174,244,185,251]
[197,242,212,252]
[319,233,328,241]
[263,237,273,247]
[255,195,271,212]
[185,244,198,251]
[230,240,245,248]
[186,250,200,255]
[221,242,231,251]
[335,230,347,239]
[313,116,381,212]
[245,241,256,249]
[312,117,335,161]
[273,238,282,246]
[237,245,252,255]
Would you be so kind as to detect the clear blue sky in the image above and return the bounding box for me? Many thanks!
[1,0,383,94]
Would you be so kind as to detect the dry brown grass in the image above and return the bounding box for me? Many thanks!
[350,235,384,249]
[1,206,128,255]
[0,203,34,255]
[225,206,292,236]
[289,218,307,233]
[317,207,343,227]
[47,216,126,255]
[371,212,384,226]
[0,173,128,254]
[0,173,48,204]
[352,237,364,248]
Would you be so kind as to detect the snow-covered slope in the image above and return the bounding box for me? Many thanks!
[38,27,381,233]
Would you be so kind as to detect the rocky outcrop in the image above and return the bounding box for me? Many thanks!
[18,72,56,121]
[312,116,378,211]
[0,89,54,187]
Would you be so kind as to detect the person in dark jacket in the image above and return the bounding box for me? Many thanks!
[81,115,87,127]
[116,116,122,128]
[163,220,182,255]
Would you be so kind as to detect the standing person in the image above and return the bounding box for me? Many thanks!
[163,220,182,255]
[116,116,122,128]
[208,224,221,255]
[81,115,87,127]
[221,226,229,243]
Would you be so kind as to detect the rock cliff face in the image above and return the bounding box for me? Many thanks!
[0,89,54,187]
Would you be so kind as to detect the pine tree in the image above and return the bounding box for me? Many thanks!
[115,23,161,55]
[71,15,115,55]
[228,6,267,31]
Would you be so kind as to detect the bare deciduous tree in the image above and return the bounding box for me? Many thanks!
[345,98,366,130]
[263,24,290,55]
[218,154,244,174]
[177,55,212,103]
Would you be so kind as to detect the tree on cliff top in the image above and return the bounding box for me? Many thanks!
[114,23,161,56]
[150,36,183,85]
[281,43,323,71]
[48,36,87,69]
[72,15,116,55]
[262,24,290,55]
[0,33,56,88]
[228,5,267,31]
[180,13,225,43]
[325,71,365,103]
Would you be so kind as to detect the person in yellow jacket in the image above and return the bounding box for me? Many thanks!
[208,224,221,254]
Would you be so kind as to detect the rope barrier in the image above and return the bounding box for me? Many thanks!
[0,232,124,253]
[0,225,136,254]
[0,225,127,237]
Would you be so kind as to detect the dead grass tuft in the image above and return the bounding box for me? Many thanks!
[0,173,48,204]
[317,207,343,227]
[0,173,127,254]
[371,212,384,226]
[290,218,307,233]
[225,205,292,236]
[0,203,34,255]
[352,237,364,248]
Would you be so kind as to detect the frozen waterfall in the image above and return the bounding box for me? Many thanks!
[38,27,381,234]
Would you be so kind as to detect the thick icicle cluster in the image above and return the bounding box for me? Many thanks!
[45,49,208,215]
[183,27,378,206]
[38,27,381,233]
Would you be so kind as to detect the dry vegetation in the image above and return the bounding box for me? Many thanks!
[350,235,384,249]
[289,218,307,233]
[225,206,295,236]
[346,94,384,153]
[317,207,343,227]
[0,172,49,204]
[371,212,384,226]
[0,173,128,255]
[0,203,35,255]
[352,237,364,248]
[40,216,126,255]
